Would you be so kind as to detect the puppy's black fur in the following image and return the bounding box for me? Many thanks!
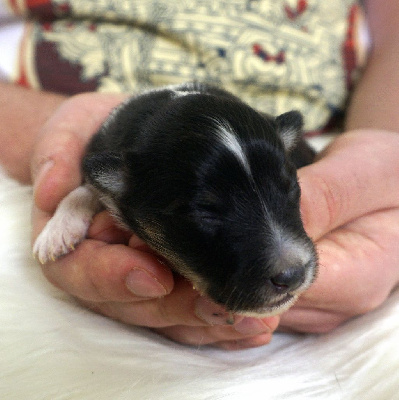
[81,82,318,316]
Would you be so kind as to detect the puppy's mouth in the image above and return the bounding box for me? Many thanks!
[233,293,297,317]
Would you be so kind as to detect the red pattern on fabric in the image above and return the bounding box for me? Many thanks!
[15,25,31,88]
[252,44,286,64]
[9,0,70,19]
[343,5,359,89]
[35,40,100,94]
[285,0,308,20]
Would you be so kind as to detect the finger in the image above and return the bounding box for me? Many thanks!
[82,276,212,328]
[299,130,399,240]
[279,307,346,334]
[40,240,174,303]
[215,334,275,350]
[156,317,278,350]
[88,210,132,244]
[31,93,127,212]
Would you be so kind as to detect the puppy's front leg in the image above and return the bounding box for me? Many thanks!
[33,185,101,264]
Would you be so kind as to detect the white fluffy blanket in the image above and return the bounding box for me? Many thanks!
[1,137,398,400]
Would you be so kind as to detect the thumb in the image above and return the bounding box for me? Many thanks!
[299,130,399,241]
[31,93,127,213]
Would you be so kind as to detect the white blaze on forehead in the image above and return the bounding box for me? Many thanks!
[172,89,202,97]
[213,119,251,174]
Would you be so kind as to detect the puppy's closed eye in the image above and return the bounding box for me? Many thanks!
[190,192,225,227]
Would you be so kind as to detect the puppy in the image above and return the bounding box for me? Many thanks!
[33,82,318,317]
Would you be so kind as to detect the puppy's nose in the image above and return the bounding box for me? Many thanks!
[270,266,305,292]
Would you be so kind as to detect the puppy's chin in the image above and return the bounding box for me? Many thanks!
[233,294,299,318]
[162,253,305,318]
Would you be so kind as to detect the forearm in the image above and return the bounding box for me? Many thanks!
[346,50,399,131]
[345,0,399,131]
[0,82,66,183]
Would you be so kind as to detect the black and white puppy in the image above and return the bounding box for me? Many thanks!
[33,82,318,317]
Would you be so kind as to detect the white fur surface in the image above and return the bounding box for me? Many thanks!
[1,138,398,399]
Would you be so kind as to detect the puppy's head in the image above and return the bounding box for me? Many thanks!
[84,92,317,316]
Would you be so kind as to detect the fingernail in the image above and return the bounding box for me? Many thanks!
[125,269,168,298]
[195,297,232,325]
[233,318,270,336]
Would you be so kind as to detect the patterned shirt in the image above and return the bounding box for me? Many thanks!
[7,0,365,132]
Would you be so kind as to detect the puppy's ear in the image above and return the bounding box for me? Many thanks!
[276,111,303,152]
[82,152,125,196]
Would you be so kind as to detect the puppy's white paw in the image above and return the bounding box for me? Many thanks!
[33,186,101,264]
[33,213,91,264]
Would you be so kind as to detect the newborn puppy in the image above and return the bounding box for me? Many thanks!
[34,82,318,317]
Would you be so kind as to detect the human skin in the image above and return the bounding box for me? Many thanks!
[0,82,65,183]
[1,0,399,349]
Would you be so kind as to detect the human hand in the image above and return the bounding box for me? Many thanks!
[280,130,399,333]
[31,92,279,350]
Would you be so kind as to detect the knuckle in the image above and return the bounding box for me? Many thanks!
[315,174,344,233]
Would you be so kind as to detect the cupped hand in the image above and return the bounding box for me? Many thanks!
[280,130,399,333]
[31,92,279,350]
